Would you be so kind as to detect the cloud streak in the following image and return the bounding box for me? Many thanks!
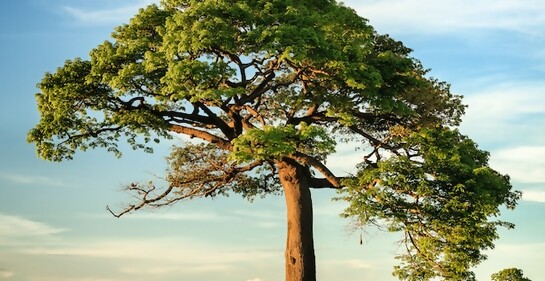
[125,211,220,221]
[0,270,14,279]
[0,173,67,188]
[23,237,281,265]
[0,213,66,247]
[0,214,66,238]
[62,0,159,26]
[521,190,545,203]
[459,82,545,148]
[489,146,545,184]
[345,0,545,35]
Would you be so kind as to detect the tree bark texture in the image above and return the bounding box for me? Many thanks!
[277,160,316,281]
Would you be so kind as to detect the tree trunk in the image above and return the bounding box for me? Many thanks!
[276,159,316,281]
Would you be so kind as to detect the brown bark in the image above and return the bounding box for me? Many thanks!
[276,159,316,281]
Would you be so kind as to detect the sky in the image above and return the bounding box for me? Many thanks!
[0,0,544,280]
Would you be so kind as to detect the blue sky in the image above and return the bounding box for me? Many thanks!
[1,0,544,280]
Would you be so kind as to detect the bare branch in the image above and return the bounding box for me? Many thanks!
[106,184,174,218]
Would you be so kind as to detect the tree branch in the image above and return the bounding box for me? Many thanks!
[106,184,174,218]
[287,152,343,188]
[308,177,348,189]
[170,125,232,150]
[107,159,264,218]
[240,70,277,104]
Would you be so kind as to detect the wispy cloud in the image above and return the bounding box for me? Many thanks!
[24,237,281,264]
[119,264,230,275]
[463,83,545,121]
[345,0,545,35]
[521,190,545,203]
[0,214,66,237]
[326,143,367,176]
[493,242,545,257]
[26,277,127,281]
[460,82,545,146]
[0,270,14,279]
[62,0,159,26]
[489,146,545,184]
[125,211,220,221]
[0,172,67,188]
[0,213,66,247]
[322,259,374,269]
[246,278,263,281]
[233,209,283,221]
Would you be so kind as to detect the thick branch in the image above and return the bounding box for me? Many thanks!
[240,70,277,104]
[287,152,343,188]
[170,125,232,150]
[308,177,347,189]
[194,102,235,139]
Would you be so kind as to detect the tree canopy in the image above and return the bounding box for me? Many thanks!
[28,1,520,280]
[491,268,532,281]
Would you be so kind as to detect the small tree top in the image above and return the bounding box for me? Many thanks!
[492,268,532,281]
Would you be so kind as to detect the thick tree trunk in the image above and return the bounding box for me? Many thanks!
[276,160,316,281]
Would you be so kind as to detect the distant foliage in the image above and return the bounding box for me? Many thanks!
[491,268,532,281]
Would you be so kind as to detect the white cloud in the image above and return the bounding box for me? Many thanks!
[521,190,545,203]
[22,239,281,278]
[62,0,159,25]
[487,242,545,260]
[463,84,545,121]
[27,277,126,281]
[460,82,545,146]
[0,214,66,238]
[476,243,545,280]
[23,237,280,265]
[322,259,373,269]
[119,264,230,275]
[233,209,282,221]
[326,143,368,176]
[246,278,263,281]
[125,211,220,221]
[344,0,545,35]
[0,270,14,279]
[0,173,67,188]
[489,146,545,184]
[0,214,66,248]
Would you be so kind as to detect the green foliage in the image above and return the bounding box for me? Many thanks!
[340,128,520,280]
[27,58,169,161]
[491,268,532,281]
[230,123,335,163]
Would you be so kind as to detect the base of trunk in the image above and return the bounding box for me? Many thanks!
[277,160,316,281]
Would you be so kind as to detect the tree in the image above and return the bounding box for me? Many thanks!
[27,1,520,280]
[491,268,532,281]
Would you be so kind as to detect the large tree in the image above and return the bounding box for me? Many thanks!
[28,1,520,280]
